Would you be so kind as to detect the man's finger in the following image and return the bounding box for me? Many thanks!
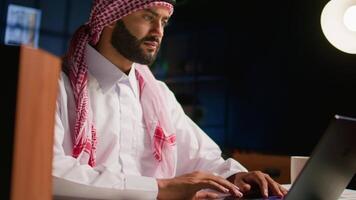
[233,177,252,193]
[265,174,284,197]
[279,184,289,195]
[199,180,230,194]
[243,171,269,197]
[206,173,242,197]
[194,190,219,199]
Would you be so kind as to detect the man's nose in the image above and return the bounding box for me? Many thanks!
[150,20,164,38]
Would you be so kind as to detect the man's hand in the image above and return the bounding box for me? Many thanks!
[157,171,243,200]
[228,171,288,198]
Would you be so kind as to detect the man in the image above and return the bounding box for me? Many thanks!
[54,0,288,199]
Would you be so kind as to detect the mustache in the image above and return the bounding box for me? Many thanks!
[141,36,160,43]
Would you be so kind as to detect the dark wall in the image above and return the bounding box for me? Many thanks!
[226,1,356,155]
[166,0,356,155]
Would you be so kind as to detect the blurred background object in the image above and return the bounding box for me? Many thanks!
[321,0,356,54]
[4,4,41,47]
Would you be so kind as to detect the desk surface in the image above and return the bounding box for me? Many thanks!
[340,189,356,200]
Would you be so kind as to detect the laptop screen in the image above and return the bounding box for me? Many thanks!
[225,115,356,200]
[281,115,356,200]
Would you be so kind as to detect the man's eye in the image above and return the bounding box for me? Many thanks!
[143,15,154,21]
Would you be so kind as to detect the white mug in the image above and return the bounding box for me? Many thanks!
[290,156,309,184]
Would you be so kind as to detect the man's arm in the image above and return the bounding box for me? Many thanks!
[157,81,247,177]
[157,81,287,199]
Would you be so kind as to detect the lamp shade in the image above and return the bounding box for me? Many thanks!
[321,0,356,54]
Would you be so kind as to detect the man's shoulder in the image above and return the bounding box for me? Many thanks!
[57,71,74,97]
[59,71,69,81]
[134,63,171,91]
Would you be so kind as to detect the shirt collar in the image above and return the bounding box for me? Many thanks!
[85,44,139,97]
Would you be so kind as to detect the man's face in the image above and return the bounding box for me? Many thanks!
[111,6,170,65]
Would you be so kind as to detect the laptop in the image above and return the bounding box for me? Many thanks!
[227,114,356,200]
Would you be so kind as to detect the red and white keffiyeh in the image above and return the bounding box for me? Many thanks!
[64,0,176,177]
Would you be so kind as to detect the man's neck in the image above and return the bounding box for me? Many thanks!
[94,43,133,75]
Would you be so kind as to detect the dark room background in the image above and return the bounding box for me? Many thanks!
[1,0,355,157]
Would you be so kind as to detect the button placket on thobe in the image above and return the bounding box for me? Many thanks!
[117,77,140,175]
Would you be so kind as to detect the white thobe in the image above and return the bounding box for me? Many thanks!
[53,44,247,199]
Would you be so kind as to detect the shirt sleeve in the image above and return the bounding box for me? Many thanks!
[53,73,158,199]
[157,82,248,179]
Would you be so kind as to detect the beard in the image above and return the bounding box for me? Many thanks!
[111,20,160,65]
